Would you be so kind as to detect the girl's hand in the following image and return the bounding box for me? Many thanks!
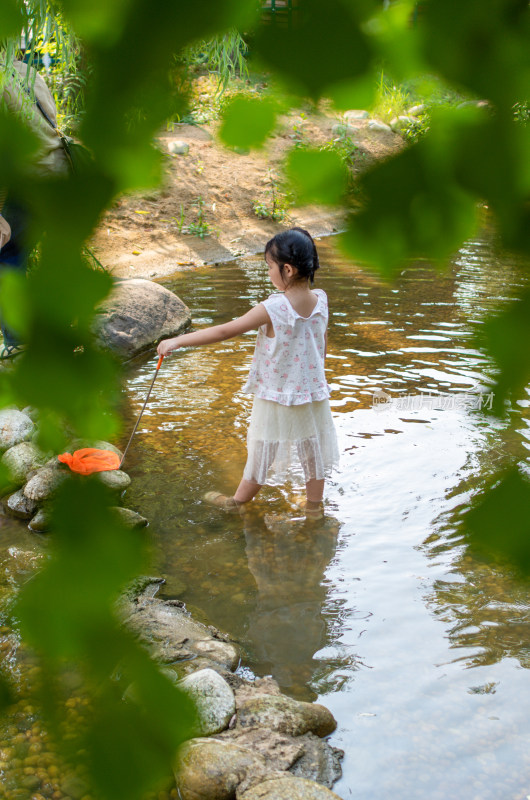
[157,337,182,357]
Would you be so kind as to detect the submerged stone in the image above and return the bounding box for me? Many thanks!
[28,507,52,532]
[60,774,90,800]
[112,506,148,528]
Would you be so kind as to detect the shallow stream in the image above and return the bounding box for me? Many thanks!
[122,228,530,800]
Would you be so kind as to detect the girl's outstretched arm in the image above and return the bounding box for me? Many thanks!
[157,303,270,356]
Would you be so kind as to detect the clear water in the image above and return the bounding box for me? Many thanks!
[120,227,530,800]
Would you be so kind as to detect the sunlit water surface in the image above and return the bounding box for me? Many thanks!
[121,230,530,800]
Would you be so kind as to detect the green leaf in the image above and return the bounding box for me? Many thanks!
[0,114,41,183]
[0,0,23,40]
[368,0,424,81]
[463,468,530,576]
[326,72,376,112]
[87,654,195,800]
[220,96,277,149]
[0,270,30,340]
[452,114,530,253]
[253,0,375,99]
[16,481,144,658]
[0,672,14,712]
[339,110,480,276]
[423,0,530,108]
[16,477,195,800]
[286,148,348,206]
[480,287,530,412]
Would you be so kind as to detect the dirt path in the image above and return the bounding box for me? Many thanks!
[91,108,403,280]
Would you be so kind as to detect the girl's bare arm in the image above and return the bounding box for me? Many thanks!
[157,304,270,356]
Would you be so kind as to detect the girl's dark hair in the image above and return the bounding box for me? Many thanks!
[265,227,320,285]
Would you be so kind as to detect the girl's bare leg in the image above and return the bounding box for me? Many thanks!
[234,478,262,504]
[305,478,325,504]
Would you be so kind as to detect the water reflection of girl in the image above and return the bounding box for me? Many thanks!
[243,513,339,700]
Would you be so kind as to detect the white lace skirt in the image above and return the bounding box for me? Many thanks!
[242,397,340,486]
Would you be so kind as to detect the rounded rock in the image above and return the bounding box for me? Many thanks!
[367,119,392,133]
[390,115,416,132]
[237,695,336,738]
[6,490,38,520]
[2,442,45,487]
[331,123,355,137]
[24,467,66,502]
[190,639,239,670]
[112,507,148,528]
[0,410,35,452]
[176,738,268,800]
[97,469,131,491]
[70,440,124,459]
[93,279,191,360]
[343,109,369,122]
[60,774,90,800]
[168,140,190,155]
[238,777,343,800]
[28,508,51,533]
[407,103,427,116]
[179,668,236,736]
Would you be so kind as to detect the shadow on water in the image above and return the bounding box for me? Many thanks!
[119,222,530,799]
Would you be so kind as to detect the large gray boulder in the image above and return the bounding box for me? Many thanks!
[93,279,191,360]
[2,441,45,487]
[179,668,236,736]
[0,410,35,452]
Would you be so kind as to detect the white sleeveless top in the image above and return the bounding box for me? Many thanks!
[242,289,330,406]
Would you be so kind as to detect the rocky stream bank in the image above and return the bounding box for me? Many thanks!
[124,580,344,800]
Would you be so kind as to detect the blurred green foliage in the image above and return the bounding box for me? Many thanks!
[285,148,348,206]
[0,0,530,795]
[220,95,277,148]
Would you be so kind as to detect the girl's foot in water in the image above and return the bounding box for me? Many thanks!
[290,496,325,521]
[304,500,324,520]
[203,491,244,512]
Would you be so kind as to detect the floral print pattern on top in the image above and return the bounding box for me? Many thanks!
[242,289,330,406]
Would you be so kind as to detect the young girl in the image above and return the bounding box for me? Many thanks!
[157,227,339,519]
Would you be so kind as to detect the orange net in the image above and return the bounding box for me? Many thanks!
[58,448,121,475]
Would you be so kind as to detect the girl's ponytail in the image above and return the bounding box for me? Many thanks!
[265,227,320,284]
